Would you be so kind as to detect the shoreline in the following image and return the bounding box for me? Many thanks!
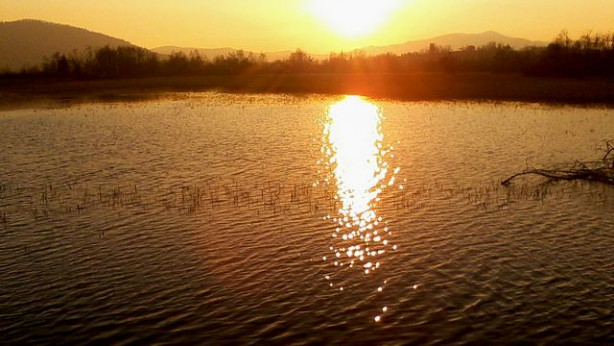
[2,73,614,109]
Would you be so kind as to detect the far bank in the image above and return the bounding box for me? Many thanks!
[2,73,614,109]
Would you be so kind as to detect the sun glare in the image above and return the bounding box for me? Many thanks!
[325,96,385,219]
[322,96,400,320]
[310,0,403,38]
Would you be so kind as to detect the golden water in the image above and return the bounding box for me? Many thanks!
[1,93,612,344]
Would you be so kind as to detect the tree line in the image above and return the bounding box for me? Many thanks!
[5,30,614,79]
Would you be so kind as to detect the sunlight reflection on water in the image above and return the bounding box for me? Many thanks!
[320,95,399,321]
[1,94,614,343]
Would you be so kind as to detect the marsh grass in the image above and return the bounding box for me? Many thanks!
[1,174,611,228]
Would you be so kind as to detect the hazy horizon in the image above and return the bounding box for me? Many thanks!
[1,19,547,52]
[1,0,613,53]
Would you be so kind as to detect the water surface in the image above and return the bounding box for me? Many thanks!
[1,93,612,344]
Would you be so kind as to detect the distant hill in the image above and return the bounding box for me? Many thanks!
[0,19,548,71]
[0,19,134,71]
[152,46,237,59]
[358,31,547,56]
[151,46,304,62]
[154,31,547,62]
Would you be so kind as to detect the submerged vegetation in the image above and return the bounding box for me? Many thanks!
[2,172,610,229]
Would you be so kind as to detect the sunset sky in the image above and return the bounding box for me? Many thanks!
[1,0,613,53]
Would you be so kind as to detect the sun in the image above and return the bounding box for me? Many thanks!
[309,0,403,38]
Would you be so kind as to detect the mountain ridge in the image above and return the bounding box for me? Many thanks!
[358,31,546,56]
[0,19,135,71]
[1,19,547,71]
[150,31,546,61]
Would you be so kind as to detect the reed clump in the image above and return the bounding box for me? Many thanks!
[0,176,347,224]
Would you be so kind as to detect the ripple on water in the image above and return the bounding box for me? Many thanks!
[0,94,613,344]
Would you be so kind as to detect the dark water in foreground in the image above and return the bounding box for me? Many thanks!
[1,93,613,344]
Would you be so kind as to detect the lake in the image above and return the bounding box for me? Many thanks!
[1,93,613,344]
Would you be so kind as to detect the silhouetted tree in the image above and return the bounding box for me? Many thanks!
[11,30,614,81]
[287,49,314,72]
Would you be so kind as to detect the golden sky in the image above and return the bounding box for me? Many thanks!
[1,0,613,53]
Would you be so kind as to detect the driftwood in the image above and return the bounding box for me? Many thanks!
[502,141,614,186]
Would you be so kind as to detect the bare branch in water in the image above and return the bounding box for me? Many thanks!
[502,141,614,186]
[602,140,614,168]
